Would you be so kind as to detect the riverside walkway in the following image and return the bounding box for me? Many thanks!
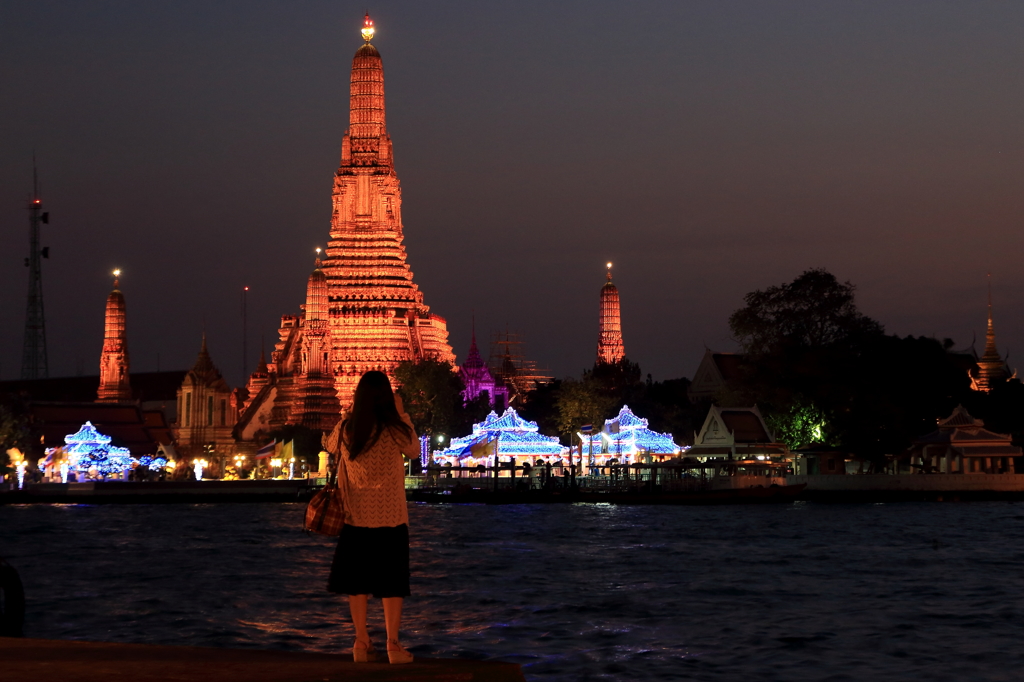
[0,638,525,682]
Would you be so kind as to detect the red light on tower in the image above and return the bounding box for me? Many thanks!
[361,13,375,42]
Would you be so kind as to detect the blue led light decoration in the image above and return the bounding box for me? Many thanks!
[62,421,135,478]
[138,455,168,471]
[433,407,568,467]
[579,405,683,465]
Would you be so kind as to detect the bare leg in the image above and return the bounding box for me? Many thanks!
[348,594,370,646]
[382,597,403,647]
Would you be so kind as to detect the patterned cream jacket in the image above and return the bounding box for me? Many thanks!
[326,415,417,528]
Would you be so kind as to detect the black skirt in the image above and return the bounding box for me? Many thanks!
[327,524,410,598]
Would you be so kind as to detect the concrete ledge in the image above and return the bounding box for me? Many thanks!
[789,473,1024,492]
[0,637,526,682]
[0,480,316,505]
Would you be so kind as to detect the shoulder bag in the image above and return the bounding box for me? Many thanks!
[304,424,347,536]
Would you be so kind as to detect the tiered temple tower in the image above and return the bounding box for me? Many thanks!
[320,14,454,403]
[299,254,341,429]
[238,16,454,436]
[596,263,625,365]
[96,270,132,403]
[976,282,1011,392]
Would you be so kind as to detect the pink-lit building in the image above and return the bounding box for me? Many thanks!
[459,325,508,410]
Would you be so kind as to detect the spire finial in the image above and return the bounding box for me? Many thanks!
[112,268,121,289]
[606,262,613,282]
[361,13,375,42]
[315,246,322,268]
[988,272,993,316]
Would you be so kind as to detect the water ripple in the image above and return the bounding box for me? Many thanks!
[3,501,1024,680]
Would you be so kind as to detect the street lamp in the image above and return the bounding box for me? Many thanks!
[233,454,247,479]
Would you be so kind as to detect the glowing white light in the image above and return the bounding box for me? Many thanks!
[361,14,375,42]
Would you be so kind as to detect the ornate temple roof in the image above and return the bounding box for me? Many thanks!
[687,350,746,402]
[459,323,489,379]
[910,405,1022,457]
[184,335,229,391]
[937,404,983,429]
[583,405,681,455]
[434,407,566,461]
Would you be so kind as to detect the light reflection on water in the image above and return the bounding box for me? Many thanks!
[3,501,1024,680]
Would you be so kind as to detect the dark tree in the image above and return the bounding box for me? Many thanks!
[540,359,705,446]
[725,269,975,461]
[836,335,972,460]
[554,376,617,445]
[522,379,562,438]
[724,269,882,448]
[730,268,883,357]
[393,359,490,440]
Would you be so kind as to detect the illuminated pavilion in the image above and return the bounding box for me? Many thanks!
[238,15,454,435]
[433,408,567,468]
[579,405,682,465]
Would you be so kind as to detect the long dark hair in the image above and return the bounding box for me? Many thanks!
[343,371,412,459]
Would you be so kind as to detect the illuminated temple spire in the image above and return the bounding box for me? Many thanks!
[300,251,339,428]
[97,269,131,403]
[319,14,454,404]
[596,263,625,365]
[236,15,456,435]
[976,275,1010,392]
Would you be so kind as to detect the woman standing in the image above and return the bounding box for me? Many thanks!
[326,371,417,664]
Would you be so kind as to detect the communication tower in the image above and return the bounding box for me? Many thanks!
[20,165,50,379]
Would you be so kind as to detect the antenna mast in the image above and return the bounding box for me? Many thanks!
[21,163,50,379]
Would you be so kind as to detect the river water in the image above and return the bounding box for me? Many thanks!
[2,501,1024,681]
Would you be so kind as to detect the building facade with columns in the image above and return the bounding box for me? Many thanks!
[174,337,239,464]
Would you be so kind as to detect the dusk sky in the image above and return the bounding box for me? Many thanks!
[3,1,1024,389]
